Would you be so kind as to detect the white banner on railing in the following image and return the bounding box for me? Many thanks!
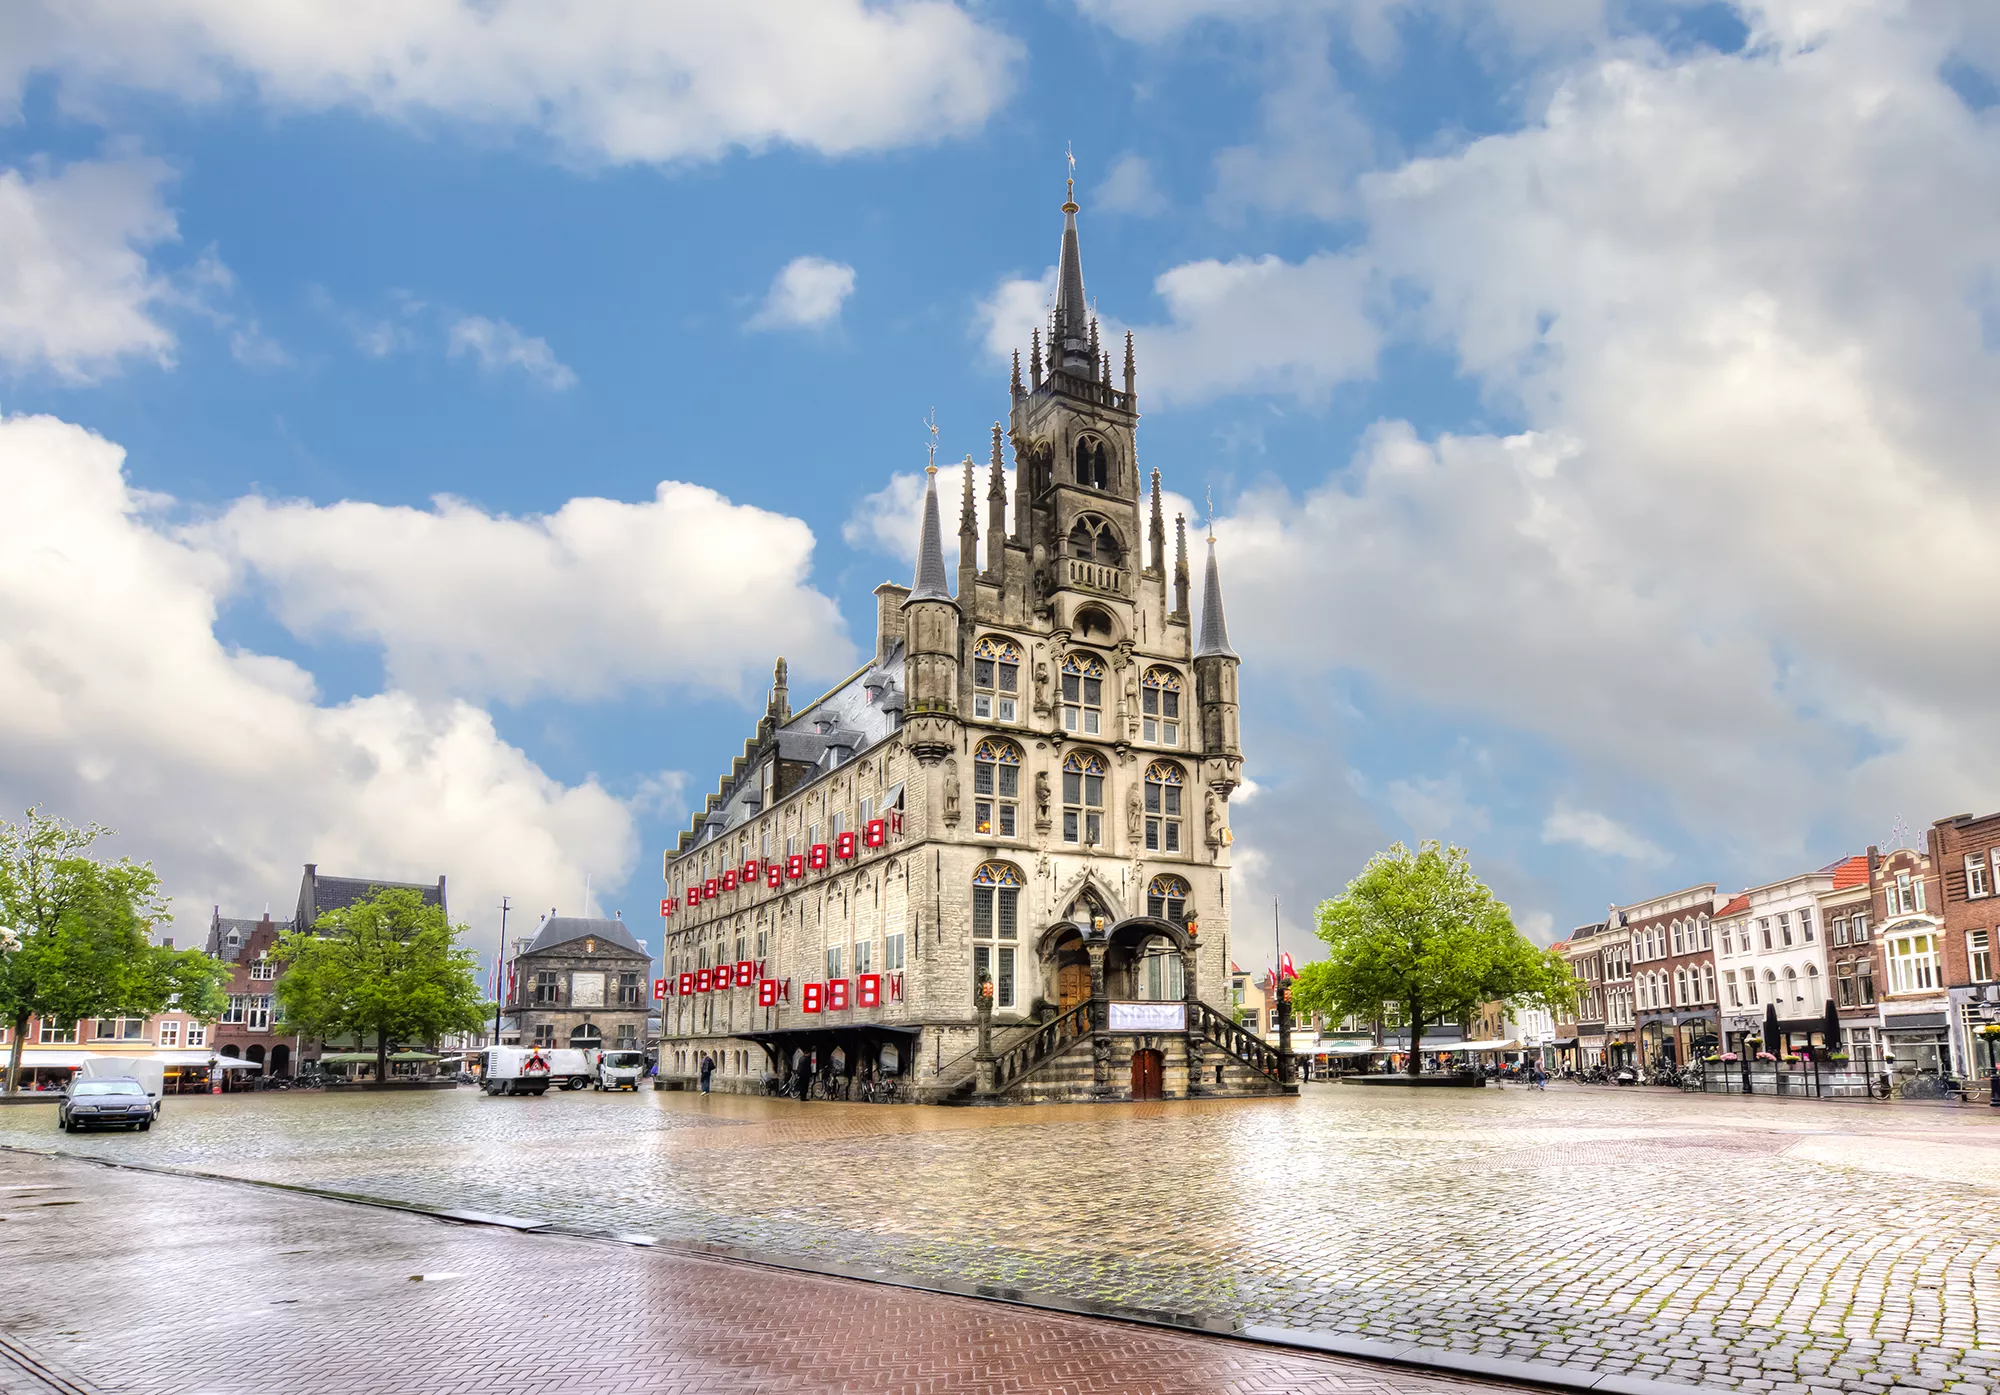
[1108,1001,1186,1032]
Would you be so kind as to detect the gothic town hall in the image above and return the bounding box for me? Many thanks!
[657,183,1286,1104]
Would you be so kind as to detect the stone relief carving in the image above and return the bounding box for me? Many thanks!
[1127,783,1143,841]
[942,759,961,826]
[1035,769,1052,829]
[1033,660,1051,715]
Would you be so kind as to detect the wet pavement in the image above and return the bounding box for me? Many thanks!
[5,1083,2000,1393]
[0,1150,1512,1395]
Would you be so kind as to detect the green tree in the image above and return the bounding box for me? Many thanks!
[274,886,485,1081]
[0,808,229,1094]
[1291,841,1576,1077]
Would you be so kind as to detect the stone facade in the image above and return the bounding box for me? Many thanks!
[504,915,653,1053]
[657,182,1280,1104]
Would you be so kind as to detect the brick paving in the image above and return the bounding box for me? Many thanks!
[0,1152,1507,1395]
[5,1084,2000,1392]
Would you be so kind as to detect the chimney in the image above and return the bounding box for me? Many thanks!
[874,581,911,665]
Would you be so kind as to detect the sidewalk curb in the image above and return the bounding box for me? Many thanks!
[5,1144,1727,1395]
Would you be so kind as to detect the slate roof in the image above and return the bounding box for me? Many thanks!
[524,915,648,959]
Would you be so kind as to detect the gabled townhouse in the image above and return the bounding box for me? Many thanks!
[1816,856,1879,1060]
[1928,811,2000,1077]
[1871,843,1956,1075]
[1712,865,1837,1056]
[1620,883,1723,1070]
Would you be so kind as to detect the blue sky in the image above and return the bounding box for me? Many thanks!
[1,1,1997,979]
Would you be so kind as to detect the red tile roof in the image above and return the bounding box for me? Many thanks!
[1717,893,1751,916]
[1829,855,1869,889]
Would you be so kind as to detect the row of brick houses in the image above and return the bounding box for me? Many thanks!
[1554,811,2000,1080]
[3,865,447,1088]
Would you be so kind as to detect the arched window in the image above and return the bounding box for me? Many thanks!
[972,862,1023,1009]
[1074,435,1109,490]
[1702,964,1716,1002]
[570,1024,602,1049]
[1784,965,1800,1002]
[1142,668,1182,745]
[1147,874,1190,923]
[1805,963,1820,1004]
[1144,761,1185,853]
[1675,967,1689,1005]
[1061,653,1105,735]
[972,738,1021,838]
[972,636,1021,722]
[1066,516,1122,565]
[1670,920,1684,955]
[1061,751,1106,845]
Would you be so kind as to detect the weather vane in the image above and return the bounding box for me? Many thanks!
[1066,142,1076,201]
[924,408,938,472]
[1205,486,1215,541]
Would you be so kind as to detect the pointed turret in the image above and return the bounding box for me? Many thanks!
[909,464,953,604]
[957,454,978,601]
[1148,468,1165,575]
[770,657,791,723]
[986,422,1007,583]
[903,463,960,764]
[1172,513,1190,618]
[1192,531,1242,790]
[1195,535,1238,660]
[1055,177,1091,375]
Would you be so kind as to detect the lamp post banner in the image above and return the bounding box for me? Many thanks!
[1109,1001,1186,1032]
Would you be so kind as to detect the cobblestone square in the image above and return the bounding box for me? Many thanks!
[6,1083,2000,1393]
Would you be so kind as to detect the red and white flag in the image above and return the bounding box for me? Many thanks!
[1280,952,1298,981]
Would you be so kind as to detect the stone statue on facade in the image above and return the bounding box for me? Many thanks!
[1034,659,1051,715]
[1205,791,1223,848]
[943,759,961,826]
[1127,784,1143,841]
[1035,769,1052,829]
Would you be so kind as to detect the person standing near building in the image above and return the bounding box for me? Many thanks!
[698,1052,714,1095]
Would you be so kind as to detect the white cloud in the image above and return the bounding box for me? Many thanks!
[0,411,636,934]
[200,483,855,704]
[748,256,856,331]
[1200,5,2000,868]
[0,157,178,379]
[1384,773,1487,838]
[446,315,576,389]
[1,0,1019,166]
[1541,805,1668,865]
[1096,153,1167,216]
[976,255,1377,406]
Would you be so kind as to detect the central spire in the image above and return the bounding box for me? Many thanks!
[1055,158,1091,378]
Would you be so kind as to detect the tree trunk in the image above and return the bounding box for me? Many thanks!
[376,1029,389,1085]
[1407,1003,1424,1077]
[4,1012,26,1096]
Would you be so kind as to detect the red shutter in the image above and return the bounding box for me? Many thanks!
[786,854,805,879]
[857,973,881,1008]
[704,878,719,899]
[678,972,694,996]
[864,818,887,849]
[767,864,782,889]
[757,978,778,1008]
[735,959,753,985]
[652,978,666,1001]
[827,978,850,1011]
[835,831,857,860]
[802,982,824,1013]
[695,968,712,992]
[808,843,830,870]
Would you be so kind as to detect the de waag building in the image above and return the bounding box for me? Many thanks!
[657,184,1287,1104]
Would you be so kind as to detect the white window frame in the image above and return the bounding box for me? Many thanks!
[158,1020,180,1048]
[1887,932,1939,995]
[1968,855,1990,899]
[1969,928,1992,983]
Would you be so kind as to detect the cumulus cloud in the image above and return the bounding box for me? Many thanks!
[1197,4,2000,873]
[200,483,855,704]
[0,0,1019,166]
[1542,805,1668,865]
[0,157,179,379]
[0,411,638,932]
[747,255,856,331]
[446,314,576,389]
[1096,153,1167,216]
[976,254,1377,406]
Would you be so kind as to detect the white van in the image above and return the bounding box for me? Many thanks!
[79,1056,164,1118]
[481,1047,592,1095]
[592,1050,646,1091]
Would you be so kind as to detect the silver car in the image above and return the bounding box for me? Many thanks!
[59,1078,154,1132]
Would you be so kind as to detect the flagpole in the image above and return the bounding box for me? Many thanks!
[491,897,509,1051]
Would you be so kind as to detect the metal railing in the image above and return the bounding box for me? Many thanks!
[1700,1049,1891,1099]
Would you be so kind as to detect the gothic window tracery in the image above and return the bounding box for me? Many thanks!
[1144,761,1184,854]
[1142,668,1182,745]
[1067,516,1122,565]
[972,636,1022,722]
[1061,750,1107,846]
[1074,435,1109,490]
[972,861,1023,1008]
[1061,653,1105,735]
[1147,874,1190,923]
[972,738,1021,838]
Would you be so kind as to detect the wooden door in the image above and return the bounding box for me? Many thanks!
[1057,963,1090,1013]
[1131,1048,1163,1101]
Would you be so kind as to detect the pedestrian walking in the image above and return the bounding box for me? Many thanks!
[698,1053,714,1094]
